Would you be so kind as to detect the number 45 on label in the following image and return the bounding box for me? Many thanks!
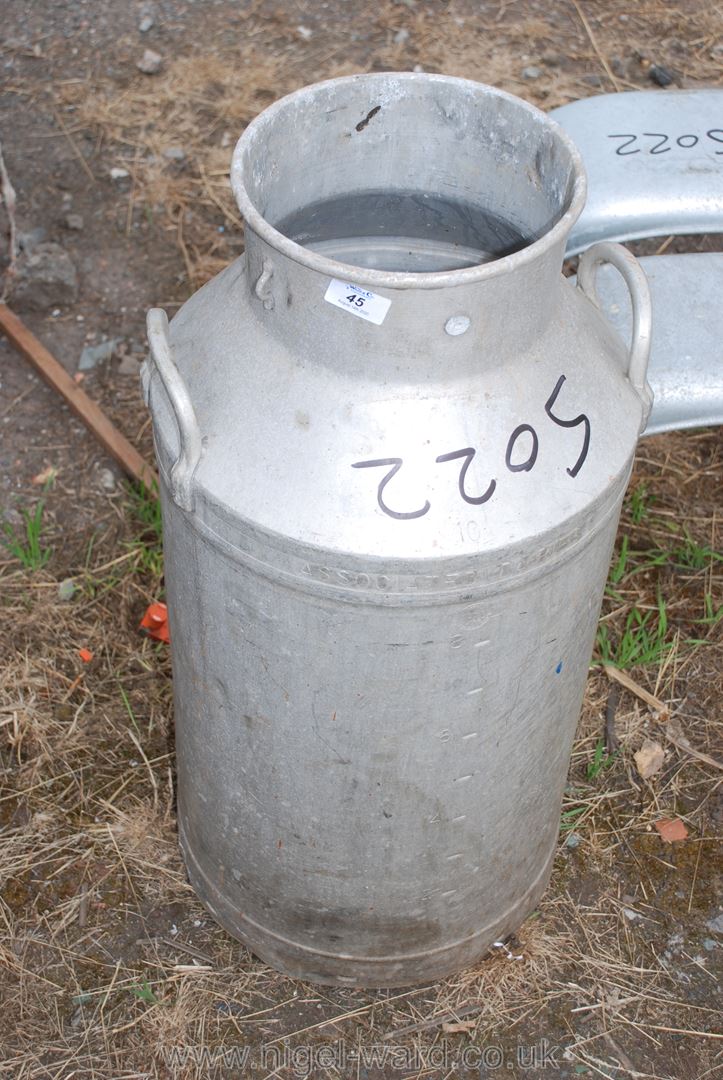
[324,279,392,326]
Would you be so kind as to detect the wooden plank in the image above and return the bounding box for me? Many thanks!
[0,303,157,491]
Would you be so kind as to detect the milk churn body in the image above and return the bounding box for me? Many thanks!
[144,74,652,986]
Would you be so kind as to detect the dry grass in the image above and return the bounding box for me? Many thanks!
[70,49,294,288]
[45,0,723,292]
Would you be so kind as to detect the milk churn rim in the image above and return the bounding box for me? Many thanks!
[230,72,587,291]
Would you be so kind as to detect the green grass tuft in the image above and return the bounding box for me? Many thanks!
[125,480,164,578]
[596,593,673,669]
[2,482,54,570]
[585,737,617,780]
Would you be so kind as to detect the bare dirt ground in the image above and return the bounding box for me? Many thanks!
[0,2,721,1078]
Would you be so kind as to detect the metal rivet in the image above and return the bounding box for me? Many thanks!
[445,315,470,336]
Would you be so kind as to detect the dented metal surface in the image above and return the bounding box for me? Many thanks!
[144,74,652,986]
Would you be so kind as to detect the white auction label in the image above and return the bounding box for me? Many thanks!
[324,279,391,326]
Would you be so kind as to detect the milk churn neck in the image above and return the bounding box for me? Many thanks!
[230,73,586,373]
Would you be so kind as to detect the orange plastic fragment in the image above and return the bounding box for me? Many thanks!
[654,817,689,843]
[140,601,170,644]
[32,465,57,486]
[78,648,93,663]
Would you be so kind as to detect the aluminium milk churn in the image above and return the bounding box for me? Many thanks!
[143,74,652,987]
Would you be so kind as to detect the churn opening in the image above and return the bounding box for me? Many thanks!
[231,73,585,279]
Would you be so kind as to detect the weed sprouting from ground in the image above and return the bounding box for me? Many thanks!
[2,483,53,570]
[698,592,723,626]
[596,594,673,669]
[559,805,586,833]
[124,480,164,580]
[585,737,618,780]
[668,528,723,571]
[626,481,653,525]
[129,980,161,1006]
[598,477,722,669]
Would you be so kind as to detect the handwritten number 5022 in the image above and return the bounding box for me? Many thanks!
[351,374,590,520]
[609,130,723,155]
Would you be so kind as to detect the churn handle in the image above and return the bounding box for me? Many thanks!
[145,308,202,511]
[576,241,653,432]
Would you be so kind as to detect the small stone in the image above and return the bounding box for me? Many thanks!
[137,48,162,75]
[706,912,723,934]
[64,213,84,231]
[2,506,21,530]
[413,63,424,73]
[138,14,154,32]
[565,832,582,849]
[522,65,542,80]
[216,1000,244,1015]
[296,25,312,40]
[648,63,674,87]
[162,146,186,162]
[109,167,129,181]
[116,353,141,377]
[58,579,76,602]
[79,337,124,372]
[10,243,78,312]
[393,28,410,44]
[622,908,641,922]
[634,739,665,780]
[17,227,47,253]
[69,1006,85,1031]
[97,467,117,492]
[581,73,604,88]
[703,938,717,952]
